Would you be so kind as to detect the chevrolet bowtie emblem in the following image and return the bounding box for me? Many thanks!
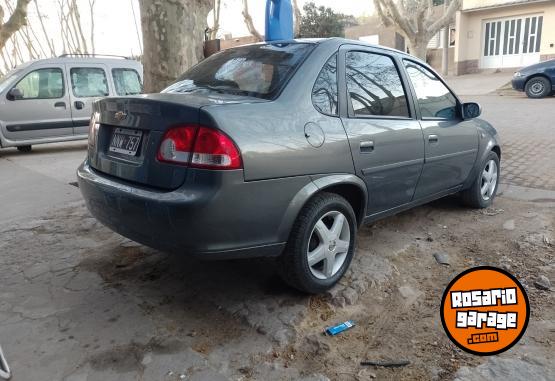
[114,111,128,121]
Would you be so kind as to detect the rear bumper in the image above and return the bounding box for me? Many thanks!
[77,160,312,259]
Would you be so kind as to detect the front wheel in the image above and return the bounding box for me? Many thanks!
[277,192,357,294]
[461,151,500,209]
[525,76,551,98]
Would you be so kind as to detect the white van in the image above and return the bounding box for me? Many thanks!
[0,55,143,151]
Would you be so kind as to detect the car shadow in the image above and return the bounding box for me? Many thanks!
[0,141,87,158]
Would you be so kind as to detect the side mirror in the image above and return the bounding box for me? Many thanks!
[7,88,23,101]
[462,102,481,119]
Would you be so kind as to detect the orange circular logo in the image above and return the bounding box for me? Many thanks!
[441,266,530,356]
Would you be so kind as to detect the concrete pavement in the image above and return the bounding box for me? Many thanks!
[445,71,514,96]
[0,141,86,223]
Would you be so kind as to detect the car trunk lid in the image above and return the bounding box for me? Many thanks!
[89,94,253,190]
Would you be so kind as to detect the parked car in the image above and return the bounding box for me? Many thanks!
[77,39,501,293]
[512,59,555,98]
[0,55,143,152]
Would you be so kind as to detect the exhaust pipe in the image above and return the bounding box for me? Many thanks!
[0,345,10,380]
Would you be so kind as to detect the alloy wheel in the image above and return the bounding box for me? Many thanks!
[480,159,498,201]
[307,211,350,280]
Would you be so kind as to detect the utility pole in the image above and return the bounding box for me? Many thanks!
[441,0,450,76]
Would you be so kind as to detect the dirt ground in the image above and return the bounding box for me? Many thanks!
[1,188,553,380]
[288,193,555,380]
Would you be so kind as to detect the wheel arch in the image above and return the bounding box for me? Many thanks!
[462,136,501,190]
[276,174,368,243]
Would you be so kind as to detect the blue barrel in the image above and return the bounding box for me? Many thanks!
[265,0,294,41]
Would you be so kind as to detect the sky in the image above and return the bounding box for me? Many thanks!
[21,0,375,57]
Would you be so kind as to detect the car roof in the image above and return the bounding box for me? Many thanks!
[24,55,142,68]
[248,37,413,59]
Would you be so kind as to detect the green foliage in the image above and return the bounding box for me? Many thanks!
[299,2,354,38]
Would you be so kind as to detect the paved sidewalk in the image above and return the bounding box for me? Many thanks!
[445,71,514,95]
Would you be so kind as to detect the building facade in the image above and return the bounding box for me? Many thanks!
[455,0,555,74]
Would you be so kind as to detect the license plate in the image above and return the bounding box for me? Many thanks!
[109,128,142,156]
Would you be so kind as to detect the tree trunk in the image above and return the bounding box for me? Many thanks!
[408,40,428,61]
[139,0,212,93]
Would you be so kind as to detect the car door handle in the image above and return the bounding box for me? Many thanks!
[360,140,374,153]
[74,101,85,110]
[428,135,439,143]
[54,102,66,109]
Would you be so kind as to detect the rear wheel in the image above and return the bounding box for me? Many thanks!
[277,192,357,294]
[461,151,500,209]
[17,145,32,153]
[525,76,551,98]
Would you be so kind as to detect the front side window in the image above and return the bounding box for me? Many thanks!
[164,43,315,100]
[13,68,64,99]
[312,53,338,116]
[112,68,142,96]
[346,51,410,118]
[70,67,109,98]
[404,61,458,119]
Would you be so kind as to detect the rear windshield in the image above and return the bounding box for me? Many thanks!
[163,43,315,100]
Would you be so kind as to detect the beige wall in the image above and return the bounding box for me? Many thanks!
[455,1,555,63]
[463,0,543,10]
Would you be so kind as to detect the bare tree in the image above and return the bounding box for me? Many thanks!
[373,0,460,60]
[139,0,212,92]
[89,0,97,54]
[241,0,262,42]
[0,0,99,72]
[0,0,30,52]
[210,0,221,40]
[293,0,301,38]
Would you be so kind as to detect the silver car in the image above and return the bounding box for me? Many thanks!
[0,55,142,152]
[77,39,501,293]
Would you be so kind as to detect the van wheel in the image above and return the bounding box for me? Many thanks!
[525,76,551,98]
[461,151,500,209]
[277,192,357,294]
[17,145,32,153]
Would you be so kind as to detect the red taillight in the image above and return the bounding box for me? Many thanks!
[156,125,242,170]
[88,112,100,147]
[156,125,198,164]
[190,127,242,169]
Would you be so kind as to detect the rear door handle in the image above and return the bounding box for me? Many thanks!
[428,134,439,143]
[360,140,374,153]
[74,101,85,110]
[54,102,66,109]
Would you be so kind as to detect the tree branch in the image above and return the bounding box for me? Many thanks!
[241,0,263,42]
[0,0,31,49]
[429,0,460,34]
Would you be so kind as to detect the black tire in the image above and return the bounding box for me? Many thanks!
[525,76,551,98]
[461,151,500,209]
[17,145,32,153]
[277,192,357,294]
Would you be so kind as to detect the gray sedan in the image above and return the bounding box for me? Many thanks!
[77,38,501,293]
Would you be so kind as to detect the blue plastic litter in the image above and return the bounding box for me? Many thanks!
[324,320,355,336]
[265,0,294,41]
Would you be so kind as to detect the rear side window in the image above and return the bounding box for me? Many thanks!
[403,61,458,119]
[164,43,315,100]
[70,67,109,97]
[346,52,410,118]
[112,68,142,95]
[13,68,64,99]
[312,53,338,116]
